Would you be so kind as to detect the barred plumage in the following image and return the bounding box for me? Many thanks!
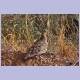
[24,28,48,59]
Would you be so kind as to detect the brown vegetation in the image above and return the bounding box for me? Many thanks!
[1,14,79,66]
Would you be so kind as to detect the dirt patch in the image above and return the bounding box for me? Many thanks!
[1,50,79,66]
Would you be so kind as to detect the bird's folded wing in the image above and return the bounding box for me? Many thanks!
[28,40,48,55]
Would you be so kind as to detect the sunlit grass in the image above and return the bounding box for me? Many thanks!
[1,14,79,59]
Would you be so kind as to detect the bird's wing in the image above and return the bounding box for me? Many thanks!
[28,40,47,54]
[24,39,48,59]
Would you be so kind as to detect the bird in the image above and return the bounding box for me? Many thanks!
[24,28,48,59]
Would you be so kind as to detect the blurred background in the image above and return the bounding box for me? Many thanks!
[1,14,79,66]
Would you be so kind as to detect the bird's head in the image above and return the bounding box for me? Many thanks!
[42,28,48,34]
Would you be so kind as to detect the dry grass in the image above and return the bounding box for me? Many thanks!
[1,14,79,66]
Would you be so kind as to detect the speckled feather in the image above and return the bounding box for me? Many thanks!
[24,28,48,59]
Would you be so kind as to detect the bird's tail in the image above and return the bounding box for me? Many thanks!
[24,53,35,59]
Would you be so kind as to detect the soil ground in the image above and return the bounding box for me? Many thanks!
[1,50,79,66]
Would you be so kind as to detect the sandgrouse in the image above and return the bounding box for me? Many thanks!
[24,28,48,59]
